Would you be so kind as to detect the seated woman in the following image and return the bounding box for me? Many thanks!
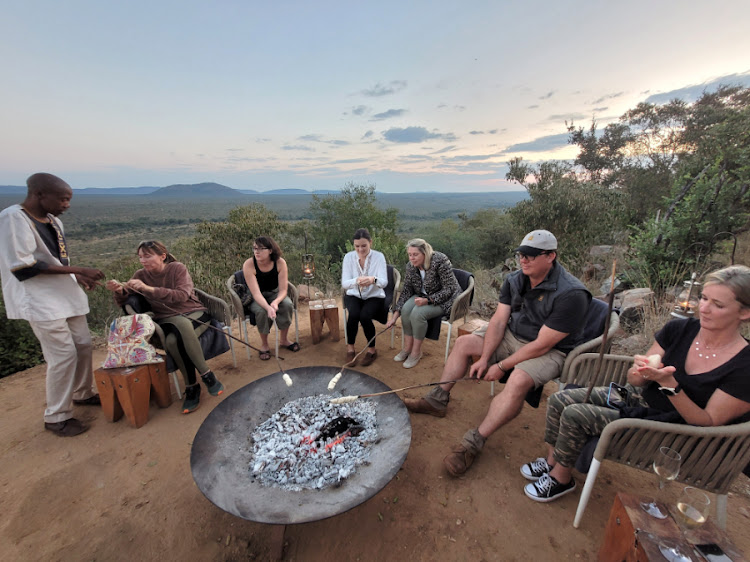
[521,265,750,502]
[342,228,388,366]
[241,236,299,360]
[106,240,224,414]
[386,239,460,369]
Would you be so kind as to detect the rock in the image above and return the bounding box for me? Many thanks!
[614,288,655,333]
[297,284,323,302]
[589,245,614,256]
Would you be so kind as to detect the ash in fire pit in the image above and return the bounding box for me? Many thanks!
[249,394,378,491]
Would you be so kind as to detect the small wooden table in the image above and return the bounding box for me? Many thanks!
[309,298,340,344]
[94,362,173,428]
[599,492,746,561]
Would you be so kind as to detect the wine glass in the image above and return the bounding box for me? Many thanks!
[675,487,711,537]
[641,446,681,518]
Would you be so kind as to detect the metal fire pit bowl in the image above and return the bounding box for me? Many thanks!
[190,366,412,524]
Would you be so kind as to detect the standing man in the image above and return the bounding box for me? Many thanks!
[0,173,104,437]
[405,230,591,476]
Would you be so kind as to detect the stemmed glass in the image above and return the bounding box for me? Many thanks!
[675,486,711,535]
[641,446,681,518]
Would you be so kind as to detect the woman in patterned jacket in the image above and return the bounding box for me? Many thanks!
[386,239,459,369]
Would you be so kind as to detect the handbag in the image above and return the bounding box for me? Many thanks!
[102,314,163,369]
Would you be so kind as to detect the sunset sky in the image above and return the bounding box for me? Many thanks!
[2,1,749,192]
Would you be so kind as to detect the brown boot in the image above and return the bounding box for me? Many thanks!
[403,397,447,417]
[443,444,478,476]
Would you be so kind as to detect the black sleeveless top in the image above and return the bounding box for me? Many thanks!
[253,256,279,293]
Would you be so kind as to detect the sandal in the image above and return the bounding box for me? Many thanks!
[285,342,301,352]
[259,349,271,361]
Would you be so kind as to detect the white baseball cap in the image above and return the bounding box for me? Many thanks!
[514,230,558,256]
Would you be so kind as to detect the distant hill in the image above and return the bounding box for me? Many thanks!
[0,186,27,195]
[149,182,246,198]
[77,186,161,195]
[262,188,311,195]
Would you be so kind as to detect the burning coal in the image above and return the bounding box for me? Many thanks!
[249,394,378,491]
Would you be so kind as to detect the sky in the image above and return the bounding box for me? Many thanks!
[2,1,750,193]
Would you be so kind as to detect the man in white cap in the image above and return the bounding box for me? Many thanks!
[404,230,591,478]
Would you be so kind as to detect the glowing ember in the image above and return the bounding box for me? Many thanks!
[248,394,378,491]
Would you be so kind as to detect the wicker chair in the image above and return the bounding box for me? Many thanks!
[225,272,299,359]
[342,264,401,349]
[124,288,236,398]
[567,353,750,529]
[421,268,475,363]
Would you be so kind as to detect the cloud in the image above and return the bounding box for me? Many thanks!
[443,153,502,162]
[362,130,374,139]
[505,133,570,153]
[547,112,587,122]
[645,71,750,105]
[539,91,555,100]
[468,129,499,135]
[331,158,369,164]
[469,130,484,135]
[282,144,314,151]
[350,105,369,116]
[431,145,457,154]
[591,92,624,105]
[382,126,457,143]
[527,104,539,109]
[297,135,350,147]
[361,80,407,97]
[370,108,407,121]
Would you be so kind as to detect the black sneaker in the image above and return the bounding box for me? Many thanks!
[520,457,552,481]
[524,473,576,503]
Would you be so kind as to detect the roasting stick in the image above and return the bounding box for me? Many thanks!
[330,378,479,403]
[271,318,294,387]
[583,260,617,403]
[327,325,394,390]
[111,280,281,358]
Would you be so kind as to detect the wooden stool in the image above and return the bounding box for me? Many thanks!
[309,299,340,344]
[95,362,173,428]
[599,492,746,561]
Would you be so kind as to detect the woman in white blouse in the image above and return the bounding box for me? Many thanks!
[341,228,388,366]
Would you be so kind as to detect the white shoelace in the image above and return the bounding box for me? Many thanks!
[535,473,554,494]
[527,457,549,476]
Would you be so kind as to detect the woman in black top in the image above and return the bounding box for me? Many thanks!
[522,265,750,503]
[241,236,299,360]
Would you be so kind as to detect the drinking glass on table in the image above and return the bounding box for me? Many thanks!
[675,487,711,534]
[640,446,682,518]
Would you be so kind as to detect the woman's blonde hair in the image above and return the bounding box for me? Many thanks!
[704,265,750,308]
[407,238,434,270]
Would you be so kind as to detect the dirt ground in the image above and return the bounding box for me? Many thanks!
[2,302,750,561]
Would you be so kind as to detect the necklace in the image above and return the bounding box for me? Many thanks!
[693,331,740,359]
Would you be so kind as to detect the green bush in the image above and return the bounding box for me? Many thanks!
[0,295,44,377]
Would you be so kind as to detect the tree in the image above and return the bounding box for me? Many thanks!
[308,183,399,263]
[628,90,750,289]
[183,203,288,295]
[506,159,625,270]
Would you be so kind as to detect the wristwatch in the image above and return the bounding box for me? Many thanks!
[658,384,682,397]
